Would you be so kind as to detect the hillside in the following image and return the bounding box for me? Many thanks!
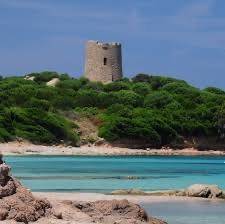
[0,72,225,150]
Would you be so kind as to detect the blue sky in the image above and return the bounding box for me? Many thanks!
[0,0,225,89]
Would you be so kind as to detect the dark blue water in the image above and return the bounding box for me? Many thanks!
[4,155,225,224]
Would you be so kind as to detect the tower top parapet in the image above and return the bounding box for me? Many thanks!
[87,40,121,47]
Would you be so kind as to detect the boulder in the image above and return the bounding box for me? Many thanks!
[24,76,35,81]
[0,162,11,185]
[185,184,210,198]
[0,156,53,223]
[46,78,60,87]
[149,217,168,224]
[74,199,167,224]
[111,189,129,195]
[53,210,63,219]
[185,184,223,198]
[130,189,148,195]
[94,138,106,146]
[0,208,8,220]
[111,188,147,195]
[208,185,223,198]
[0,178,17,198]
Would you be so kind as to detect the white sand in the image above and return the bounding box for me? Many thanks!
[0,141,225,156]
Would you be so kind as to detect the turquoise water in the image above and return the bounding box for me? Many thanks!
[4,155,225,224]
[5,155,225,192]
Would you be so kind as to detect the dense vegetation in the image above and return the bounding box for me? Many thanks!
[0,72,225,148]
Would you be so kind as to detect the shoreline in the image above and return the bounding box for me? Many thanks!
[33,192,225,204]
[31,192,225,224]
[1,141,225,156]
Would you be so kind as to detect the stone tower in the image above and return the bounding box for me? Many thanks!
[84,40,123,83]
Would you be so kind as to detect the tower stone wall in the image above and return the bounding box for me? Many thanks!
[84,40,123,83]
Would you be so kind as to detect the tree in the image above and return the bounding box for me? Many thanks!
[132,74,150,83]
[104,81,131,92]
[112,90,143,107]
[132,82,151,96]
[204,87,225,95]
[217,104,225,140]
[144,91,173,109]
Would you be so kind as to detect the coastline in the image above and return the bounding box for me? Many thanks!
[31,192,225,224]
[33,192,225,204]
[1,141,225,156]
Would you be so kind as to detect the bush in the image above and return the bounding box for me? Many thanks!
[25,98,51,111]
[112,90,143,107]
[74,107,99,117]
[0,107,79,145]
[0,72,224,147]
[204,87,225,95]
[56,79,83,91]
[0,128,12,142]
[99,107,178,146]
[31,71,59,84]
[104,81,131,92]
[132,74,151,83]
[74,90,100,107]
[132,82,151,96]
[144,91,174,109]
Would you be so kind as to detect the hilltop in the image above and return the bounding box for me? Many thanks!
[0,72,225,150]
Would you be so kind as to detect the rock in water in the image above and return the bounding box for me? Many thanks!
[74,199,167,224]
[0,155,52,223]
[185,184,223,198]
[111,189,148,195]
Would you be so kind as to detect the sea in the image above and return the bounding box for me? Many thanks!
[5,155,225,224]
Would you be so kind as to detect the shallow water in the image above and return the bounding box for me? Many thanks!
[5,155,225,192]
[142,200,225,224]
[4,155,225,224]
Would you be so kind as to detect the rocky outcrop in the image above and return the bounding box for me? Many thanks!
[111,185,225,200]
[74,199,167,224]
[111,189,148,195]
[184,184,224,198]
[0,155,52,223]
[46,78,60,87]
[24,76,35,81]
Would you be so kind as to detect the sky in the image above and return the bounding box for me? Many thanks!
[0,0,225,89]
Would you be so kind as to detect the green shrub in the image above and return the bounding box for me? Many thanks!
[204,87,225,95]
[111,90,143,107]
[132,82,151,96]
[144,91,174,109]
[0,128,12,142]
[104,81,131,92]
[74,107,99,117]
[56,79,83,91]
[0,72,224,147]
[31,71,59,84]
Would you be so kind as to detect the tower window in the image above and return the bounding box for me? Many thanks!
[104,58,107,65]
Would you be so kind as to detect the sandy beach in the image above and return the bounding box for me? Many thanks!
[0,141,225,156]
